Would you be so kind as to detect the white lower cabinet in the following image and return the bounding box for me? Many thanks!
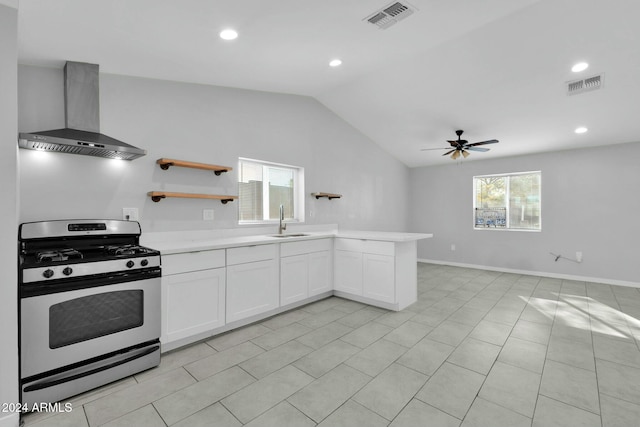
[161,249,227,346]
[280,249,332,306]
[158,234,420,350]
[163,268,226,344]
[226,244,279,323]
[280,239,333,306]
[362,253,395,303]
[334,238,416,310]
[308,250,332,296]
[334,249,363,295]
[281,254,309,305]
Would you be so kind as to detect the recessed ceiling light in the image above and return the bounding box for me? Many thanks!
[219,29,238,41]
[329,59,342,67]
[571,62,589,72]
[574,127,588,134]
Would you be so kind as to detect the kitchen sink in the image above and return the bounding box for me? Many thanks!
[270,233,309,238]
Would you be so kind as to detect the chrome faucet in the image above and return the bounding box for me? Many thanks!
[279,204,287,235]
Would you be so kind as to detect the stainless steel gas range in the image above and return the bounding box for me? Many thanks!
[18,219,161,406]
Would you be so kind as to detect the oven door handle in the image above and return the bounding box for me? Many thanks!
[21,267,161,298]
[23,345,159,393]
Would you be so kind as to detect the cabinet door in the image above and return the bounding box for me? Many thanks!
[308,250,332,296]
[226,259,279,323]
[334,250,363,295]
[281,254,309,306]
[162,249,225,275]
[162,268,226,344]
[363,253,395,303]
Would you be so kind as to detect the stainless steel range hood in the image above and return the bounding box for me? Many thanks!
[18,61,146,160]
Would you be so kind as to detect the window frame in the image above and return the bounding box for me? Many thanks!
[472,170,541,232]
[237,157,305,225]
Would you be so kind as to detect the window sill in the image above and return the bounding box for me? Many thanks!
[473,227,541,232]
[238,220,303,226]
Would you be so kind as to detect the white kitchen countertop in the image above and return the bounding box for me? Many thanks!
[146,230,433,255]
[334,230,433,242]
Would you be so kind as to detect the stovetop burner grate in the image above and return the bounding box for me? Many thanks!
[36,248,84,263]
[104,244,154,256]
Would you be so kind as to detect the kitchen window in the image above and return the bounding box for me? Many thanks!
[238,158,304,224]
[473,171,541,231]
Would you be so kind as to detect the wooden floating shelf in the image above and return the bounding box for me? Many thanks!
[148,191,238,204]
[157,158,233,176]
[312,192,342,200]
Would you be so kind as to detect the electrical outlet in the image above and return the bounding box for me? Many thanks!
[122,208,139,221]
[203,209,215,221]
[451,244,456,251]
[576,251,583,263]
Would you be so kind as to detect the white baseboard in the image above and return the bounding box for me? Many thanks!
[418,258,640,289]
[0,412,19,427]
[333,291,400,311]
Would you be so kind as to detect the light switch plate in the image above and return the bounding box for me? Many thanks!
[203,209,215,221]
[122,208,139,221]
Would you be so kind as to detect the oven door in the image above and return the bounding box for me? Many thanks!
[20,275,160,378]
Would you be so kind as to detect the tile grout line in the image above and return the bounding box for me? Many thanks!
[149,403,169,427]
[217,400,244,426]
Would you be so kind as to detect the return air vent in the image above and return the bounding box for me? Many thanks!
[364,1,417,29]
[566,73,604,95]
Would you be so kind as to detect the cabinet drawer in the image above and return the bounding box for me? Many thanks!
[281,238,332,257]
[162,249,225,275]
[227,244,276,265]
[335,238,395,256]
[363,240,395,256]
[334,238,364,252]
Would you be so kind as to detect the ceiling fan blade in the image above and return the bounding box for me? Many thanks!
[465,139,499,147]
[447,140,459,148]
[421,147,450,151]
[442,149,456,156]
[461,150,470,158]
[466,146,490,152]
[451,150,460,160]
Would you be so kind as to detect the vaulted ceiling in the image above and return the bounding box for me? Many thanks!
[16,0,640,166]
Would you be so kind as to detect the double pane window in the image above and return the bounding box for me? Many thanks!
[474,171,541,230]
[238,158,304,223]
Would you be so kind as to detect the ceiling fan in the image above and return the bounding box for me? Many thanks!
[422,130,499,160]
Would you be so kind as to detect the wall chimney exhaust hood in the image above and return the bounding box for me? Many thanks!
[18,61,146,160]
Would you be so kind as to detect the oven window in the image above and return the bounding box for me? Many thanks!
[49,290,144,349]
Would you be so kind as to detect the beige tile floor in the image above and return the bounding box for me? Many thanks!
[22,263,640,426]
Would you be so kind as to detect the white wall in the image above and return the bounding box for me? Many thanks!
[0,4,19,426]
[18,65,410,233]
[409,142,640,285]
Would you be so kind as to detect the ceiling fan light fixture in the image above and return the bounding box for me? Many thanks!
[571,62,589,72]
[424,129,498,160]
[574,126,588,134]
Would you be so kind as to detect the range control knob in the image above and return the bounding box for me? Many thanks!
[62,267,73,276]
[43,269,54,279]
[140,259,149,267]
[126,260,135,269]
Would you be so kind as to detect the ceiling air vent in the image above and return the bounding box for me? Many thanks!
[566,73,604,95]
[364,1,417,29]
